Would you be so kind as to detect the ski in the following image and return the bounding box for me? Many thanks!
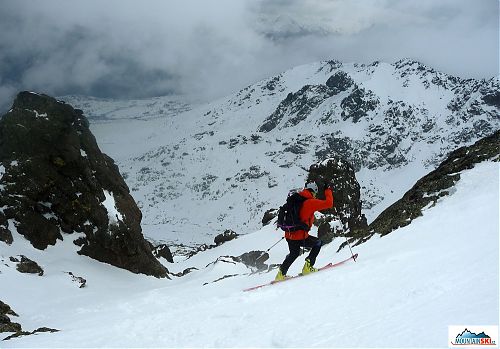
[243,253,358,292]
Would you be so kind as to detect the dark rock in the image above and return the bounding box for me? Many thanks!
[33,327,60,334]
[316,136,364,172]
[340,86,379,123]
[482,90,500,108]
[0,301,21,334]
[0,324,23,335]
[236,251,269,271]
[0,213,12,245]
[306,157,368,243]
[0,301,18,317]
[0,92,167,278]
[235,166,269,182]
[214,230,239,245]
[212,251,269,273]
[66,272,86,288]
[73,237,87,246]
[357,130,500,244]
[262,208,278,226]
[283,143,307,154]
[15,255,44,276]
[326,71,354,93]
[203,274,239,285]
[170,267,198,277]
[0,228,12,245]
[153,244,174,263]
[3,327,59,341]
[258,84,335,132]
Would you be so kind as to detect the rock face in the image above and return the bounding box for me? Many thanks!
[0,92,167,277]
[355,130,499,244]
[306,157,368,243]
[0,301,21,334]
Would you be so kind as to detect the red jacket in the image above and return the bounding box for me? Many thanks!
[285,188,334,240]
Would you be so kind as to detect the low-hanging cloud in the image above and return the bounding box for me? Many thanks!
[0,0,498,110]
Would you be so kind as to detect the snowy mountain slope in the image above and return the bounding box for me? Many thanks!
[1,160,497,347]
[60,95,193,122]
[61,59,499,249]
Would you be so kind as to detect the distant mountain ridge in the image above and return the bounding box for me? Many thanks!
[60,58,499,247]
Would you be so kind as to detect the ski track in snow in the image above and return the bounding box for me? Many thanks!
[0,161,498,347]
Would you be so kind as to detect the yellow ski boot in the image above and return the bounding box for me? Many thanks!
[301,258,318,275]
[274,268,287,281]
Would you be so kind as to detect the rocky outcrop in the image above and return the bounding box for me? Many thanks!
[3,327,60,341]
[340,86,379,123]
[10,255,44,276]
[66,272,87,288]
[261,208,278,226]
[235,251,269,271]
[0,301,21,334]
[0,92,167,277]
[152,244,174,263]
[354,130,499,244]
[214,229,239,245]
[306,157,368,243]
[325,71,354,93]
[262,157,367,244]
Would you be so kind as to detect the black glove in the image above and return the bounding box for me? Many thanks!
[324,182,333,191]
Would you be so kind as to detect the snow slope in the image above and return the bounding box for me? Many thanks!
[1,160,498,347]
[60,59,499,250]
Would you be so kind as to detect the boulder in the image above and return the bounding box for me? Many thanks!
[214,229,239,245]
[0,92,167,277]
[306,157,368,243]
[11,255,44,276]
[236,251,269,271]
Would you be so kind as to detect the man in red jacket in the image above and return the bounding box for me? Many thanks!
[275,181,334,281]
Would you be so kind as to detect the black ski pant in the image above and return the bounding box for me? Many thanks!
[279,236,322,275]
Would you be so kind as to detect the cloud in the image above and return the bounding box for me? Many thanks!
[0,0,498,111]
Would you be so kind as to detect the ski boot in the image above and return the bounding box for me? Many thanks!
[274,268,288,282]
[301,258,318,275]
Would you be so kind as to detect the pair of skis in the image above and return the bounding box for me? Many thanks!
[243,253,358,292]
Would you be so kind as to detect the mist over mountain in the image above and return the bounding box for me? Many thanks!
[0,0,498,112]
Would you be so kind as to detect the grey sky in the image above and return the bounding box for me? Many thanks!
[0,0,498,110]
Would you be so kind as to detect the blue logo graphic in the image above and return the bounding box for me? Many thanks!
[453,329,496,346]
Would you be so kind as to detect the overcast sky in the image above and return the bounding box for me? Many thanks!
[0,0,498,109]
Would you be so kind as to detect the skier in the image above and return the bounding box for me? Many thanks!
[275,181,334,281]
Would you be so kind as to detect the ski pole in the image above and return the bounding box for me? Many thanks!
[340,229,357,262]
[256,237,284,261]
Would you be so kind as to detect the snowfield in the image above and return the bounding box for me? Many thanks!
[1,161,498,347]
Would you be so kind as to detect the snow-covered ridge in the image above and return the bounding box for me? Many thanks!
[60,95,194,122]
[60,59,499,248]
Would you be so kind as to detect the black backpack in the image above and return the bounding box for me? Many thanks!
[277,191,310,232]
